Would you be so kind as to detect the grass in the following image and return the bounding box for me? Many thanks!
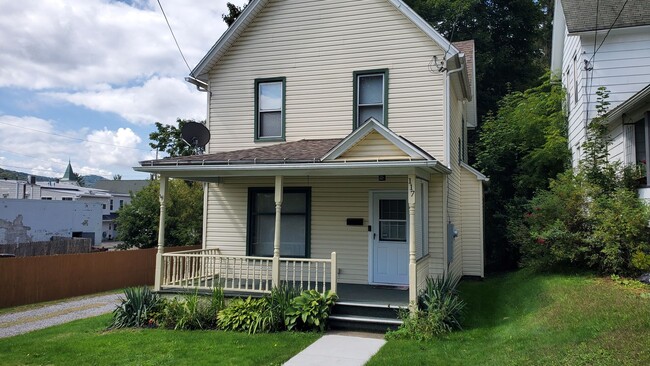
[369,269,650,366]
[0,314,320,365]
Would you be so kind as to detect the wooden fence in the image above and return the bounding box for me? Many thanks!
[0,245,200,308]
[0,237,92,257]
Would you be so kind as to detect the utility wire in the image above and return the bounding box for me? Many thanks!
[0,163,65,176]
[157,0,192,73]
[0,121,150,152]
[0,148,68,168]
[588,0,629,64]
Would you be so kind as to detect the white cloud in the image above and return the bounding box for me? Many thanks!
[45,77,206,125]
[0,0,237,90]
[0,115,150,178]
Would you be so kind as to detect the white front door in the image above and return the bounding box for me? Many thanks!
[371,192,409,285]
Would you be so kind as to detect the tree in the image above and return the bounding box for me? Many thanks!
[222,1,250,26]
[116,179,203,249]
[149,119,203,157]
[404,0,552,142]
[475,74,570,271]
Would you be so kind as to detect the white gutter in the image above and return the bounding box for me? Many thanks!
[134,160,451,175]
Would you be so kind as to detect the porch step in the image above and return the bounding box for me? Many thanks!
[329,301,404,333]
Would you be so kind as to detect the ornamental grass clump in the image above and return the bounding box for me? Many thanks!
[387,274,465,341]
[110,287,161,329]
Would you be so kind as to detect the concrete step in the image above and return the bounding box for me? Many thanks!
[332,301,405,320]
[328,314,403,333]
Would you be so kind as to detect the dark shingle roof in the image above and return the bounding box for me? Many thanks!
[140,139,343,166]
[562,0,650,33]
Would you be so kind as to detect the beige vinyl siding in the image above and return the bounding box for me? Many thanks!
[205,175,414,284]
[416,257,430,293]
[339,131,410,160]
[460,167,484,277]
[208,0,447,163]
[445,86,465,280]
[427,173,445,278]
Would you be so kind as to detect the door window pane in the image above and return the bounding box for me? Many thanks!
[378,199,406,242]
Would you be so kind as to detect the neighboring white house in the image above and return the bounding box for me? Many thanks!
[551,0,650,176]
[136,0,486,312]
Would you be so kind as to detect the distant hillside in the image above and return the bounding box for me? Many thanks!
[0,168,107,187]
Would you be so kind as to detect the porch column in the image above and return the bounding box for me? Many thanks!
[408,175,417,308]
[154,175,169,291]
[272,175,283,288]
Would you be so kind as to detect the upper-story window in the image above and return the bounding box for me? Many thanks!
[255,77,285,141]
[354,70,388,129]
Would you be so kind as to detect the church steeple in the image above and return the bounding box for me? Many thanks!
[62,160,75,182]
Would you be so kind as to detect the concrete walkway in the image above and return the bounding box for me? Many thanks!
[0,293,121,339]
[284,333,386,366]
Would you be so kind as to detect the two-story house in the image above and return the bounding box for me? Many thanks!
[136,0,485,316]
[551,0,650,194]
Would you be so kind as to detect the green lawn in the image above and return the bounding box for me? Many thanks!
[369,269,650,366]
[0,314,320,365]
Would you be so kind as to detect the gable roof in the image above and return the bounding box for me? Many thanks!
[322,119,434,161]
[453,40,477,127]
[190,0,460,81]
[562,0,650,34]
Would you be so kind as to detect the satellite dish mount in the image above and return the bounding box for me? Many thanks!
[181,122,211,155]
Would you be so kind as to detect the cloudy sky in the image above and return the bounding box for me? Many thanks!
[0,0,246,179]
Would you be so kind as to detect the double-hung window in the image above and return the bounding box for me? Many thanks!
[354,70,388,129]
[255,78,285,141]
[247,188,310,258]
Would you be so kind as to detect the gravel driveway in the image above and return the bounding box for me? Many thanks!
[0,293,121,339]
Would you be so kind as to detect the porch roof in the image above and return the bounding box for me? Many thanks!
[135,138,450,179]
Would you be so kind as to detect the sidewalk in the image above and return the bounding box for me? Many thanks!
[0,293,121,339]
[284,332,386,366]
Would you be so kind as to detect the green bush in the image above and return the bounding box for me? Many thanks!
[265,284,300,332]
[155,287,225,330]
[217,297,271,334]
[386,308,450,342]
[285,290,337,332]
[110,287,161,329]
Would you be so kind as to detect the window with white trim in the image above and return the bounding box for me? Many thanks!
[255,78,285,140]
[354,70,388,128]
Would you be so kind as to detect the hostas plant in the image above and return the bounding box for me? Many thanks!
[285,289,338,332]
[110,287,161,329]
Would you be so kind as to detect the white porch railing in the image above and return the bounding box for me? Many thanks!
[160,249,337,295]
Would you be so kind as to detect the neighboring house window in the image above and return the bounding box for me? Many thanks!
[62,197,73,201]
[247,188,310,258]
[102,204,107,210]
[110,200,114,210]
[565,68,572,112]
[354,69,388,129]
[41,197,52,200]
[255,77,286,141]
[119,200,124,209]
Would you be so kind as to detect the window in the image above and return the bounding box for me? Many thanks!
[247,188,310,258]
[573,54,579,104]
[354,70,388,129]
[62,197,73,201]
[625,114,650,186]
[378,199,406,242]
[119,200,124,209]
[41,197,52,200]
[565,68,572,112]
[255,78,285,141]
[110,200,114,210]
[102,204,107,210]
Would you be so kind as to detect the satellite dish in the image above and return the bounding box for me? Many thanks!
[181,122,211,154]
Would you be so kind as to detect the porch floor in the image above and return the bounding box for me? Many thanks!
[336,284,409,307]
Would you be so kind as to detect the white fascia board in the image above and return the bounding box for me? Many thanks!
[550,0,566,72]
[190,0,268,81]
[388,0,459,59]
[460,162,489,182]
[134,160,451,178]
[321,119,431,161]
[605,83,650,124]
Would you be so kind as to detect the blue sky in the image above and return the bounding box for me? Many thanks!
[0,0,246,179]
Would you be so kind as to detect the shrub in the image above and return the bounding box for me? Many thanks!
[110,287,161,329]
[217,297,271,334]
[417,275,465,331]
[285,290,338,332]
[386,308,450,342]
[265,283,300,332]
[155,287,225,330]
